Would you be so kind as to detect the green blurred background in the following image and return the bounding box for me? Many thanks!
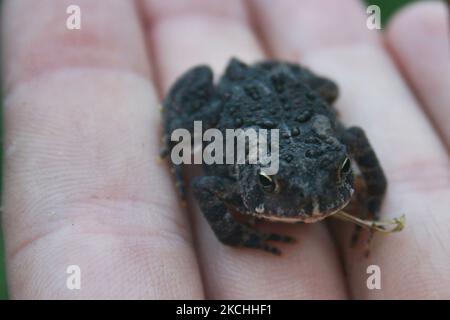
[0,0,425,300]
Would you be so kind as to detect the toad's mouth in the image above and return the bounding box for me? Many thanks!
[256,196,353,224]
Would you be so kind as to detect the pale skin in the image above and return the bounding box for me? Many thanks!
[1,0,449,299]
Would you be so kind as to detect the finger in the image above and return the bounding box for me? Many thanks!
[386,1,450,150]
[141,0,348,299]
[2,0,203,299]
[249,0,379,60]
[251,0,450,299]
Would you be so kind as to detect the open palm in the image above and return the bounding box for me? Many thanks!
[2,0,449,299]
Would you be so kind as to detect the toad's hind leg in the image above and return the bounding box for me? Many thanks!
[343,127,387,253]
[161,65,219,201]
[193,176,295,255]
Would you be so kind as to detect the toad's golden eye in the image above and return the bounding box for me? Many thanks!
[339,157,351,177]
[259,172,276,193]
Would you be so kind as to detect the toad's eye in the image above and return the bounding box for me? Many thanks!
[259,172,276,193]
[339,157,352,178]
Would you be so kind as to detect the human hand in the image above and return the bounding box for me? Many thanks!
[1,0,449,299]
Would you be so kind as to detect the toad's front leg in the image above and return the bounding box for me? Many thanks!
[192,176,295,255]
[343,126,387,249]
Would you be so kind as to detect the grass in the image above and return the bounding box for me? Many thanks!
[0,0,424,300]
